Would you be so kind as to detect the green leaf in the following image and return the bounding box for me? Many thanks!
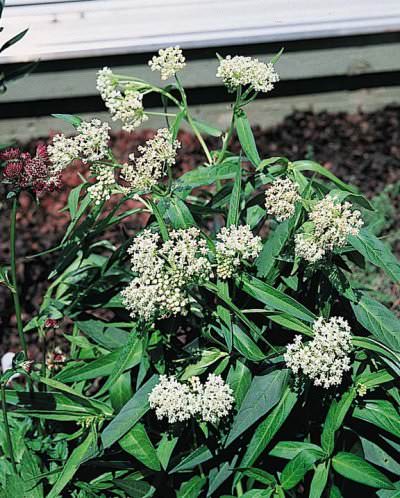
[119,423,161,471]
[237,274,316,323]
[269,441,325,461]
[352,295,400,352]
[47,430,96,498]
[321,388,357,456]
[101,375,159,449]
[0,28,28,53]
[177,476,207,498]
[169,445,213,474]
[232,324,266,362]
[361,436,400,475]
[156,433,178,471]
[256,220,290,279]
[166,197,196,229]
[227,159,242,226]
[235,110,260,167]
[95,332,141,397]
[180,349,227,380]
[225,369,289,447]
[332,452,394,489]
[227,360,252,409]
[240,468,276,486]
[240,387,297,467]
[280,450,318,490]
[51,113,82,128]
[310,461,330,498]
[177,159,238,188]
[329,189,374,210]
[113,476,155,497]
[110,371,133,411]
[76,319,130,350]
[208,456,238,496]
[189,118,222,137]
[353,400,400,439]
[349,229,400,285]
[292,160,357,193]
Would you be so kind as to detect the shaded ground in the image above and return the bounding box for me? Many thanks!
[0,105,399,357]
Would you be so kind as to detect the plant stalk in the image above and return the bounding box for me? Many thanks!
[10,196,28,359]
[1,383,17,473]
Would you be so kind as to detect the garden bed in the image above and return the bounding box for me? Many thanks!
[0,105,399,358]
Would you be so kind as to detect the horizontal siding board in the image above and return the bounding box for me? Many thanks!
[1,0,400,62]
[2,43,400,103]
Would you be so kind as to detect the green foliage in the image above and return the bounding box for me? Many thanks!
[1,50,399,497]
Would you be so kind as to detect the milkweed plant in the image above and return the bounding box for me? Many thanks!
[0,47,399,498]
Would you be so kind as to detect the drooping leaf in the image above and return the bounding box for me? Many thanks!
[119,423,161,471]
[332,452,394,489]
[280,450,319,490]
[353,400,400,439]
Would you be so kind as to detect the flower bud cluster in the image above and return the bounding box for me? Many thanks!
[0,145,62,194]
[148,46,186,80]
[121,128,180,192]
[96,67,148,132]
[284,316,353,389]
[121,228,212,321]
[217,55,279,93]
[215,225,262,279]
[149,373,234,424]
[265,177,300,221]
[295,195,363,262]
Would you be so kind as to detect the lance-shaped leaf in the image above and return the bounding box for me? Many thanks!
[280,450,319,490]
[353,400,400,439]
[120,423,161,471]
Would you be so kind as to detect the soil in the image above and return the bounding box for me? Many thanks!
[1,105,399,358]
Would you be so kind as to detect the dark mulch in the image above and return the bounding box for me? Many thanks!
[1,105,399,358]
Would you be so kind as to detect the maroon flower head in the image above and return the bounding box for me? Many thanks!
[36,144,49,161]
[0,148,21,161]
[3,160,23,179]
[45,318,59,328]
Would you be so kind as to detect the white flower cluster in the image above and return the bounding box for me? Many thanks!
[149,374,234,424]
[295,195,363,262]
[97,67,148,132]
[121,228,212,321]
[217,55,279,93]
[48,119,110,173]
[122,128,180,192]
[265,178,300,221]
[215,225,262,279]
[87,167,115,205]
[148,46,186,80]
[284,316,353,389]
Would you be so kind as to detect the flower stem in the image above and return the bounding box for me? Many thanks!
[1,383,17,473]
[10,196,28,359]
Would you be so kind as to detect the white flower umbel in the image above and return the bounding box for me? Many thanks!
[265,178,300,221]
[122,128,180,192]
[75,119,111,163]
[121,228,212,321]
[97,67,148,132]
[284,316,353,389]
[148,46,186,80]
[215,225,262,279]
[47,119,110,173]
[199,374,235,423]
[295,195,363,263]
[217,55,279,93]
[148,374,234,424]
[87,167,115,205]
[148,375,199,423]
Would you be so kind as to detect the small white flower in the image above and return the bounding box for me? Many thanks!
[199,374,235,423]
[215,225,262,279]
[284,316,353,389]
[295,195,364,262]
[97,67,148,131]
[149,46,186,80]
[217,55,279,93]
[87,166,115,205]
[265,178,300,221]
[121,228,212,321]
[47,119,110,173]
[122,128,180,192]
[148,374,234,424]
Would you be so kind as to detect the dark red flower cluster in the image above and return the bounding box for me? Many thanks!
[0,145,62,194]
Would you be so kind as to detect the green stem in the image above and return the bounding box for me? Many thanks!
[147,111,177,118]
[147,198,169,241]
[10,196,28,359]
[235,480,244,497]
[1,383,17,473]
[175,75,213,164]
[216,88,241,165]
